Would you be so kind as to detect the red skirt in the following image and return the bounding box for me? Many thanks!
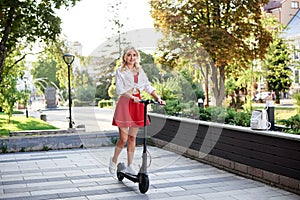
[112,94,150,127]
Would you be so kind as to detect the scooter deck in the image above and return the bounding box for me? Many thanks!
[117,163,147,183]
[119,171,139,183]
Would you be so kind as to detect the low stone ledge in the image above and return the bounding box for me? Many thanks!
[1,131,119,153]
[9,126,86,137]
[9,129,69,137]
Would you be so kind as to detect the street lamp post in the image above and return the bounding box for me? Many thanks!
[63,53,75,129]
[24,77,28,118]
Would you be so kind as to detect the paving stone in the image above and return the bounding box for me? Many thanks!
[0,146,299,200]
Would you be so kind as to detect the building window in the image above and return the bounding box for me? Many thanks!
[291,1,299,8]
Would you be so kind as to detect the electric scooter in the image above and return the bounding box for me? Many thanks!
[116,99,157,194]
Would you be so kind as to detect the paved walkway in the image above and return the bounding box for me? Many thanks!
[1,146,299,200]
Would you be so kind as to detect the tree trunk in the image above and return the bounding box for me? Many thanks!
[275,91,280,104]
[197,62,210,107]
[210,62,225,107]
[205,63,209,107]
[0,7,15,83]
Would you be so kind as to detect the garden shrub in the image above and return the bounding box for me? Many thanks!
[233,111,251,127]
[199,106,251,127]
[278,114,300,134]
[98,99,114,108]
[201,106,227,123]
[164,99,181,116]
[73,100,91,107]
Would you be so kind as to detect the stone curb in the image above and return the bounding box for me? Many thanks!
[0,131,119,153]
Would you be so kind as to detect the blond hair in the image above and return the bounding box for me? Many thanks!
[120,46,141,72]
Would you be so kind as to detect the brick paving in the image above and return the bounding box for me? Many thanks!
[1,146,299,200]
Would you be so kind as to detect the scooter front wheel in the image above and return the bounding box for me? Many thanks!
[138,174,149,193]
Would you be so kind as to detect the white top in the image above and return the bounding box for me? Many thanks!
[115,66,155,96]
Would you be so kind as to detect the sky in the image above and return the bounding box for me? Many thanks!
[56,0,155,56]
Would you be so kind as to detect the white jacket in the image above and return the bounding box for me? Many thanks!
[115,66,155,96]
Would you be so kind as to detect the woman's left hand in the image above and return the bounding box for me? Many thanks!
[157,98,166,106]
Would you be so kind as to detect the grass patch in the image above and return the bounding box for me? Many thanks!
[0,113,58,137]
[275,109,297,122]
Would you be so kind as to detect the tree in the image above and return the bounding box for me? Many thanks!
[0,0,80,83]
[0,46,26,122]
[31,56,59,93]
[263,37,293,104]
[150,0,272,106]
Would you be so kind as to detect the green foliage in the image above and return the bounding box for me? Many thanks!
[75,85,96,102]
[101,60,117,100]
[163,99,181,116]
[232,111,252,127]
[42,145,51,151]
[0,45,27,122]
[144,77,180,101]
[278,114,300,134]
[0,74,25,122]
[73,69,94,91]
[263,37,293,103]
[98,99,114,108]
[199,106,251,127]
[150,0,272,106]
[108,77,117,100]
[31,57,59,93]
[139,51,160,83]
[292,93,300,114]
[180,100,199,118]
[0,0,80,82]
[198,107,211,121]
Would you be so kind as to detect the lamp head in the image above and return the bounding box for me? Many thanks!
[63,53,75,65]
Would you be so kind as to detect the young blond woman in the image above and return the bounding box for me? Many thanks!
[109,46,165,175]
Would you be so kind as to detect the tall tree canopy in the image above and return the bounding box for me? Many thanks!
[263,37,293,104]
[150,0,273,106]
[0,0,80,83]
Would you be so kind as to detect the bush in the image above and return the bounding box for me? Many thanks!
[199,106,227,123]
[75,86,96,102]
[164,99,181,116]
[73,100,91,107]
[98,99,114,108]
[233,111,251,127]
[278,114,300,134]
[199,106,251,127]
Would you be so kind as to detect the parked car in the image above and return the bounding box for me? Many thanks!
[253,92,270,103]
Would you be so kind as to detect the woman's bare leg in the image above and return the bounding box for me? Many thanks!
[112,127,128,164]
[127,127,139,166]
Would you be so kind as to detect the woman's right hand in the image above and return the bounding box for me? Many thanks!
[131,96,139,103]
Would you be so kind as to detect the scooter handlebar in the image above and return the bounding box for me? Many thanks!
[139,99,156,104]
[139,99,165,105]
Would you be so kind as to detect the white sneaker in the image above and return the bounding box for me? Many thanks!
[125,165,136,175]
[109,158,116,174]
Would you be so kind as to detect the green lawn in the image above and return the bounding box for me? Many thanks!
[0,113,58,137]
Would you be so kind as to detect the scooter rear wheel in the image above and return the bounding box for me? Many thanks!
[117,171,124,181]
[138,174,149,193]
